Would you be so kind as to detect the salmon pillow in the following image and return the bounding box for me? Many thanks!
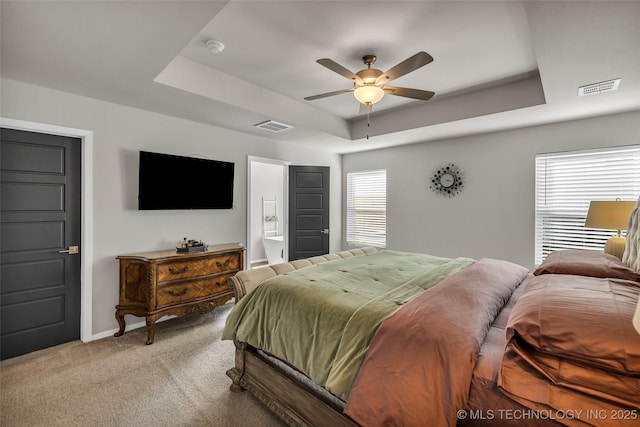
[534,250,639,282]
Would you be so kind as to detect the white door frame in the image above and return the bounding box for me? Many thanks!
[246,156,290,269]
[1,117,94,343]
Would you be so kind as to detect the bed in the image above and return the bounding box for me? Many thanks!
[222,201,640,427]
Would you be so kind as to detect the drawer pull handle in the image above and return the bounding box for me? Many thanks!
[168,265,189,274]
[168,288,189,297]
[216,281,224,287]
[216,260,231,268]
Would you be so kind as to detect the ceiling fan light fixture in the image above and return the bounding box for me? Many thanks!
[306,52,434,109]
[354,85,384,105]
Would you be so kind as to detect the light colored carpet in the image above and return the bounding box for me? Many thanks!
[0,302,286,427]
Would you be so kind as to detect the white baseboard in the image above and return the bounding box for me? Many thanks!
[90,315,177,342]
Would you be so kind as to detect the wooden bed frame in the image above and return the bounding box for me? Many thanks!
[225,248,376,426]
[227,341,357,427]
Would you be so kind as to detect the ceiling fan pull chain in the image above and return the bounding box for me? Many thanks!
[366,108,371,140]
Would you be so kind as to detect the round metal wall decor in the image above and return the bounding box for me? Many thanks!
[430,163,464,197]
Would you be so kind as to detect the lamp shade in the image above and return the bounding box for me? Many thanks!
[585,200,635,231]
[354,86,384,105]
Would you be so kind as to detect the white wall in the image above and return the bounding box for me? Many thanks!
[1,78,342,338]
[343,110,640,270]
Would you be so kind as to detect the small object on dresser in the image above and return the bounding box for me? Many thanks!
[176,237,207,253]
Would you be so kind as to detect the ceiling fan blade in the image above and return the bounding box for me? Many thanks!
[376,52,434,85]
[383,86,435,101]
[304,88,354,101]
[317,58,363,84]
[359,102,372,115]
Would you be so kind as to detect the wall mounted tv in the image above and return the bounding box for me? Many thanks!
[138,151,234,210]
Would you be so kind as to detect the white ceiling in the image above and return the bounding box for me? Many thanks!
[2,1,640,154]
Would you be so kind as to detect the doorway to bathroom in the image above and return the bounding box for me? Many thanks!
[247,156,290,269]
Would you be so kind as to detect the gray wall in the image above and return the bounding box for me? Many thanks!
[1,78,342,338]
[343,110,640,270]
[4,75,639,338]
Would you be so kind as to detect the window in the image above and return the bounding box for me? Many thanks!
[347,169,387,247]
[535,145,640,265]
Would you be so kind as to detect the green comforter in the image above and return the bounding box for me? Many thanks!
[222,250,474,399]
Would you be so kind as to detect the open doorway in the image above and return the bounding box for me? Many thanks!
[247,156,290,269]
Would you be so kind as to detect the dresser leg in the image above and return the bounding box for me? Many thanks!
[145,316,155,345]
[114,311,126,337]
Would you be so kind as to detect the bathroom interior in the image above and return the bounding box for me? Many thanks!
[249,158,287,268]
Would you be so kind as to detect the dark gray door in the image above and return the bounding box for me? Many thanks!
[1,128,81,359]
[288,166,329,260]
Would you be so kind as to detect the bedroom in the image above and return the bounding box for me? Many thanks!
[1,1,639,425]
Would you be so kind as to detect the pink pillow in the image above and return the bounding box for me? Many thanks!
[534,250,639,281]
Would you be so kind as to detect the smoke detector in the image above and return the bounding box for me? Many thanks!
[206,40,225,54]
[578,78,621,96]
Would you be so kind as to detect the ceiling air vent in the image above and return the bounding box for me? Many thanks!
[578,78,621,96]
[254,120,293,132]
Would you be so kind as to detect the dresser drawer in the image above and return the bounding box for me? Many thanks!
[157,252,241,283]
[156,273,233,308]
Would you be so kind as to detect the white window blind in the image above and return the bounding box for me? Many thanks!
[535,145,640,265]
[347,169,387,247]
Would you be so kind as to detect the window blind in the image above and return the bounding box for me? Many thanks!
[347,169,387,247]
[535,145,640,265]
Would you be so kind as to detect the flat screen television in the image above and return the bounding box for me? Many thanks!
[138,151,234,210]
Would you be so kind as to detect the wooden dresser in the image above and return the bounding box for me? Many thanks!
[114,243,244,344]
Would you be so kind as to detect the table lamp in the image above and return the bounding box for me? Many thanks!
[585,199,635,259]
[634,296,640,335]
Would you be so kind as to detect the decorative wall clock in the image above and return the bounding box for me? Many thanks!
[429,163,464,197]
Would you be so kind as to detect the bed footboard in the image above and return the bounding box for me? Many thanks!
[227,341,358,427]
[227,247,377,301]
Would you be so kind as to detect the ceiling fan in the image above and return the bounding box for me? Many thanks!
[304,52,435,114]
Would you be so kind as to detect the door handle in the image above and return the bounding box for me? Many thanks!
[59,245,79,255]
[321,229,329,235]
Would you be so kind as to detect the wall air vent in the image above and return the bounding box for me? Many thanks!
[578,78,621,96]
[254,120,293,132]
